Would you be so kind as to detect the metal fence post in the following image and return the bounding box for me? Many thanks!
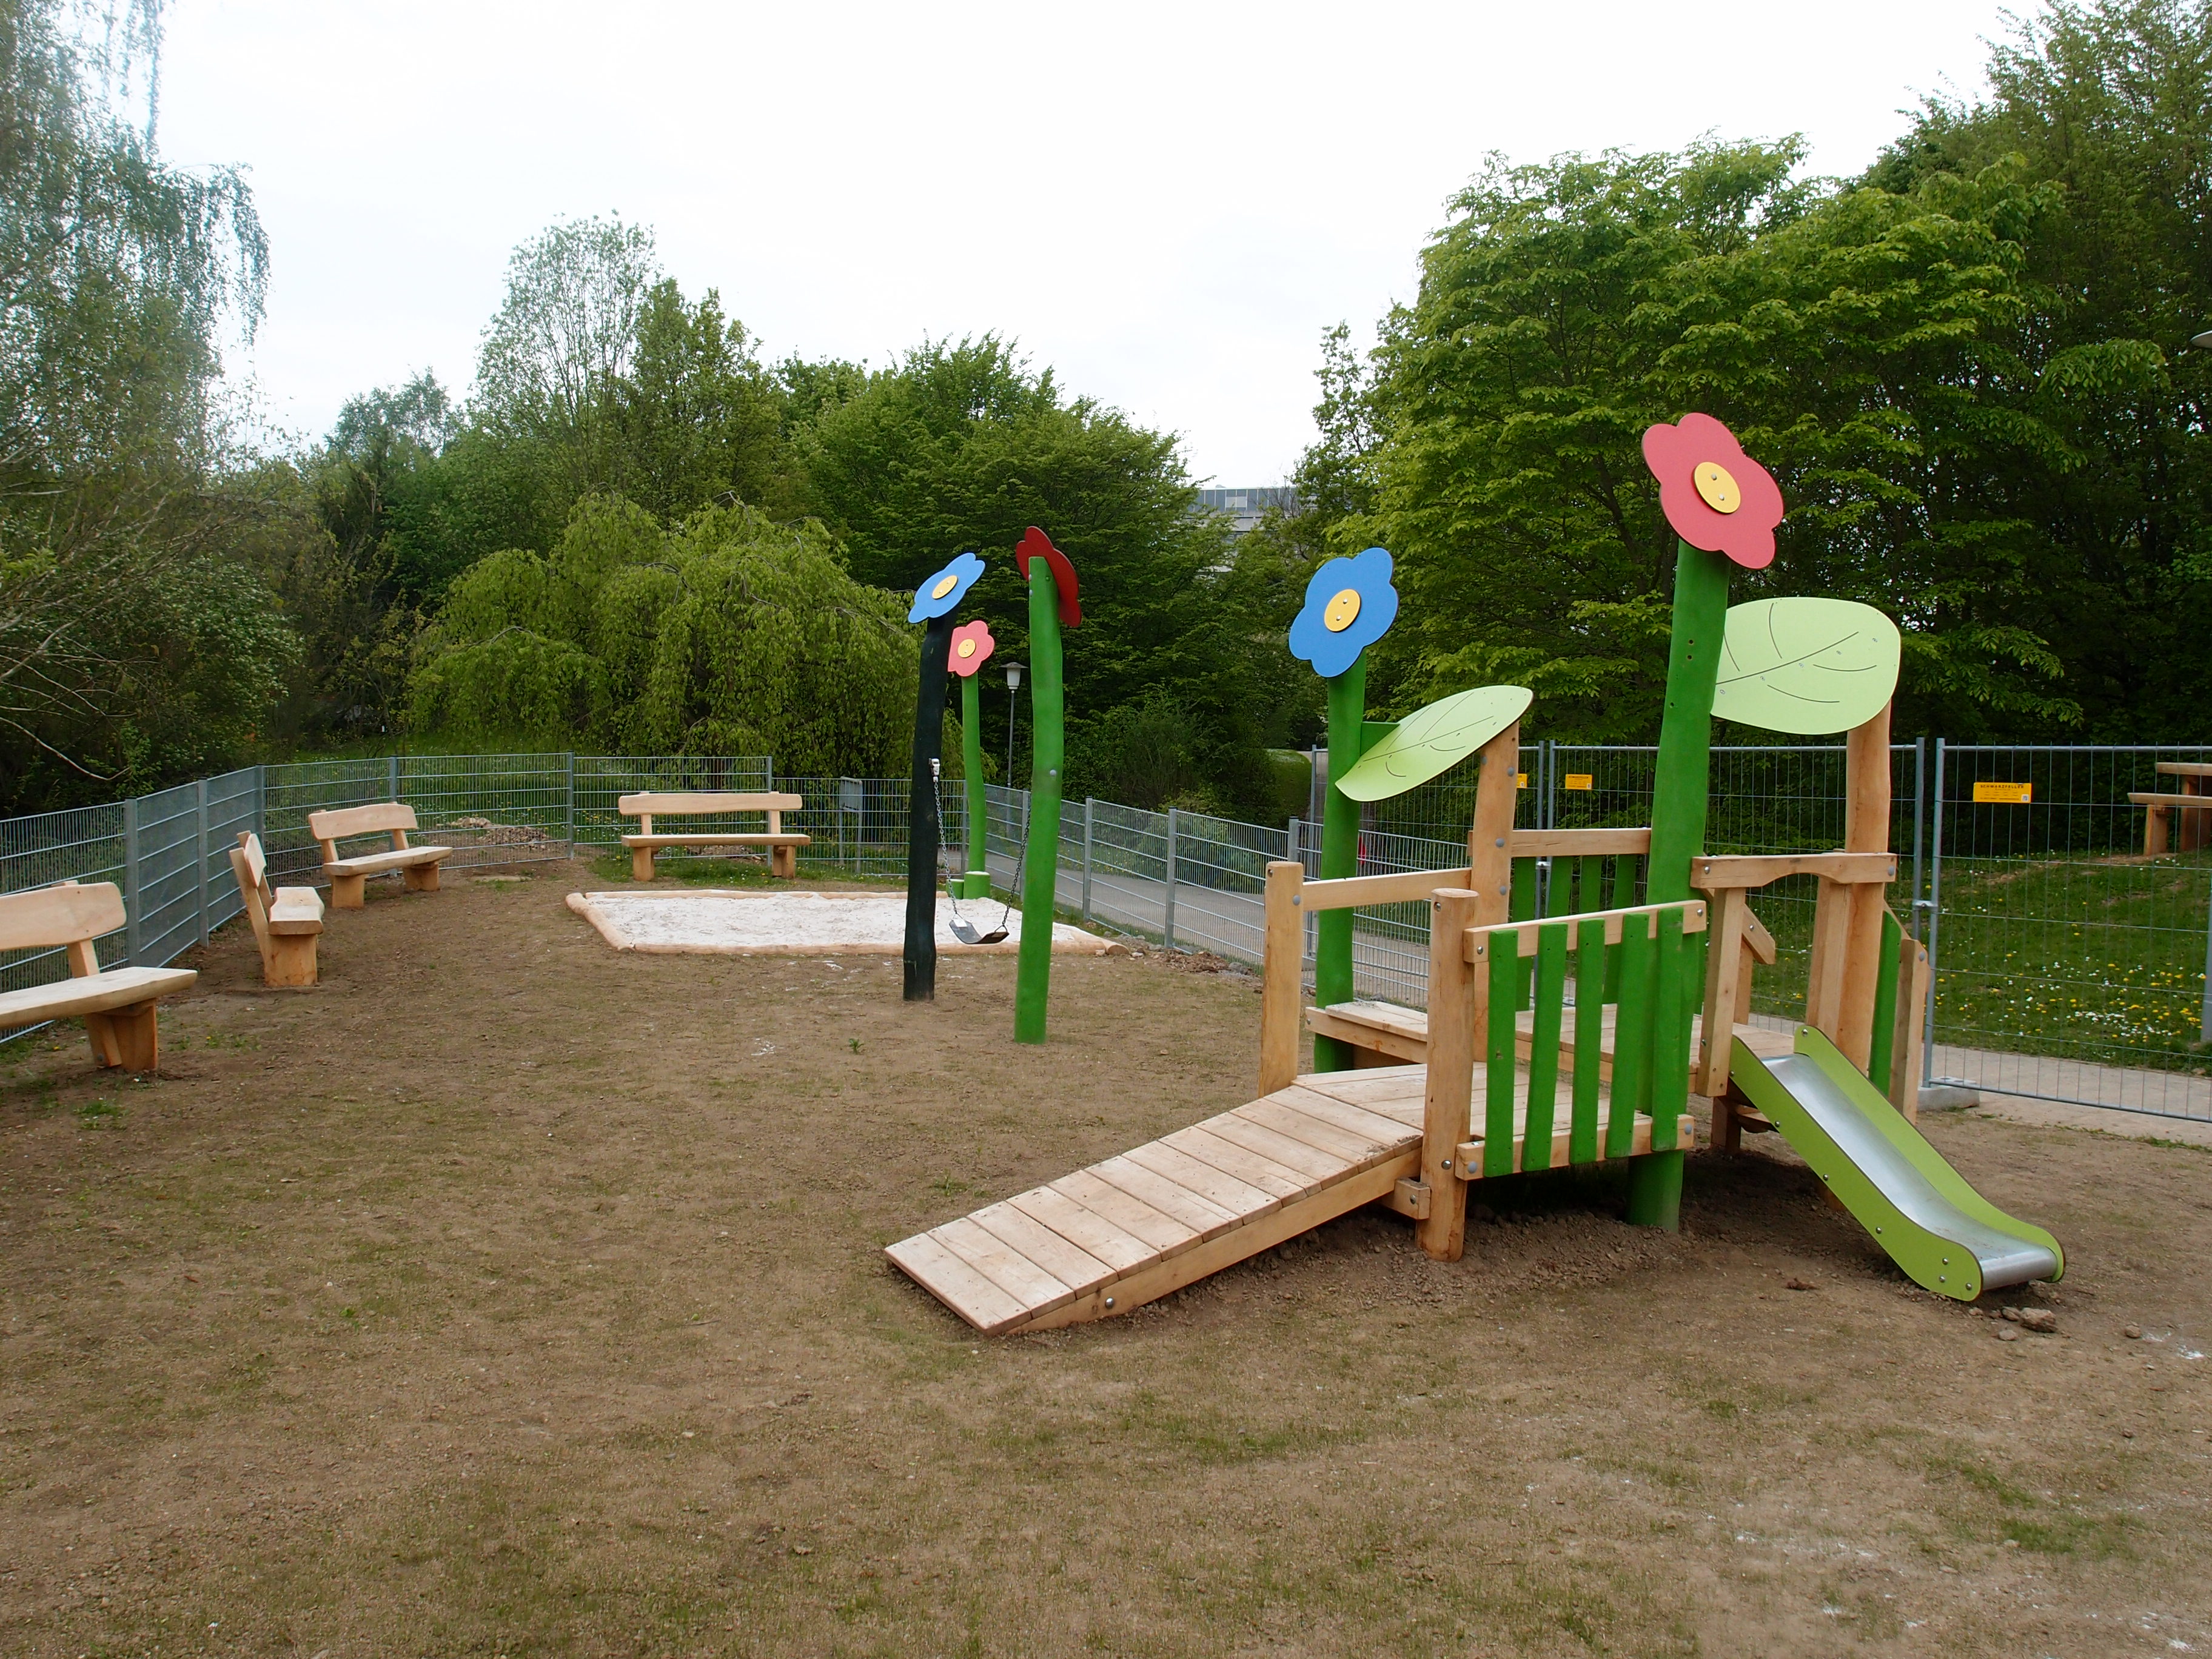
[121,796,142,967]
[565,751,577,854]
[1922,738,1946,1090]
[195,777,210,945]
[255,763,266,839]
[1082,797,1094,922]
[387,754,401,803]
[1164,806,1178,950]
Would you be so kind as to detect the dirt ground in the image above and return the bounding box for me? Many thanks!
[2,859,2209,1658]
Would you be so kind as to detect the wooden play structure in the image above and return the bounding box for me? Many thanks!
[2130,761,2212,854]
[888,412,2059,1332]
[0,881,195,1070]
[228,831,326,987]
[309,802,454,908]
[619,791,808,881]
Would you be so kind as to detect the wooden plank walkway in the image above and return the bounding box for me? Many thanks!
[887,1061,1693,1335]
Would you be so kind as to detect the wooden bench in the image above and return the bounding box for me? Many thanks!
[2130,762,2212,854]
[0,881,195,1070]
[228,832,325,987]
[618,791,808,880]
[307,802,454,908]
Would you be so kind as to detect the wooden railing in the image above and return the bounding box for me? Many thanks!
[1462,900,1708,1177]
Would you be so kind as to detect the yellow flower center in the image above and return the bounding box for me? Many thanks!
[931,572,960,599]
[956,638,977,660]
[1694,461,1741,514]
[1323,588,1362,632]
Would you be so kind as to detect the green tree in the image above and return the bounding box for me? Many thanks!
[407,494,923,774]
[799,336,1278,815]
[0,0,295,805]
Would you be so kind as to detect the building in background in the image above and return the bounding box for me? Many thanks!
[1193,486,1298,541]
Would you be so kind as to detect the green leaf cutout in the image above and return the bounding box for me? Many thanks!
[1336,685,1532,802]
[1713,598,1900,735]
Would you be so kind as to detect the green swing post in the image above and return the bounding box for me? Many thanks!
[960,671,989,899]
[1013,556,1065,1044]
[1312,657,1368,1071]
[1626,536,1731,1228]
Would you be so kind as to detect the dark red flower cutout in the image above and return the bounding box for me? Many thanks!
[1014,526,1083,628]
[1641,413,1785,571]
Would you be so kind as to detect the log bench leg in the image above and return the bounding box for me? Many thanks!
[331,871,367,909]
[403,862,440,893]
[268,933,319,988]
[771,843,797,879]
[84,1001,158,1071]
[631,846,657,882]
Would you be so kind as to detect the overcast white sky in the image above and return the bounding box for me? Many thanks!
[158,1,2018,485]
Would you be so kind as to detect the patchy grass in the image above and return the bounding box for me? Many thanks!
[0,860,2207,1655]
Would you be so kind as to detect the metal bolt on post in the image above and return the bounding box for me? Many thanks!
[1163,806,1178,951]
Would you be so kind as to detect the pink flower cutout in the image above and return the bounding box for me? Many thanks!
[1014,526,1083,628]
[1641,413,1785,571]
[948,618,995,678]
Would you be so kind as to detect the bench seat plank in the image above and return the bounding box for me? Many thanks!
[267,888,325,934]
[0,965,196,1031]
[324,845,453,875]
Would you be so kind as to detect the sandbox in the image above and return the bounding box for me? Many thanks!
[565,888,1125,956]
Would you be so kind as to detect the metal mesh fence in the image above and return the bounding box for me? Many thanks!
[7,739,2212,1122]
[1923,743,2212,1120]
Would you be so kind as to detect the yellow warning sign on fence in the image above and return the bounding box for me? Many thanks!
[1564,773,1595,791]
[1972,781,2033,804]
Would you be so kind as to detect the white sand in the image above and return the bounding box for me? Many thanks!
[565,888,1123,956]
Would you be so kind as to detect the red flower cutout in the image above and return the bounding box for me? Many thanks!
[1013,526,1083,628]
[1641,413,1785,571]
[948,618,995,678]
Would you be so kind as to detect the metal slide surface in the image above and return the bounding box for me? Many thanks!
[1731,1027,2062,1301]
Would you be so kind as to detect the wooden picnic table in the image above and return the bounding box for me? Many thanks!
[2128,762,2212,854]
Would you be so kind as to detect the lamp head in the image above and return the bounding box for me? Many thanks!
[1005,662,1024,691]
[2194,329,2212,351]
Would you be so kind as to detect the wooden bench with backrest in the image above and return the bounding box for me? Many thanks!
[618,792,808,880]
[307,802,454,909]
[228,832,325,987]
[0,881,195,1070]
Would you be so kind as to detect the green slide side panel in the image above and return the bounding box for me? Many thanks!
[1730,1027,2063,1301]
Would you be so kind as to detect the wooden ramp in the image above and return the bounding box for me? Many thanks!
[887,1062,1692,1335]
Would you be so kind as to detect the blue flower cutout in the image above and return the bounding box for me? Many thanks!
[1287,546,1399,678]
[909,551,985,623]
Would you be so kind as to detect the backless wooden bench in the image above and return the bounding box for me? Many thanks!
[229,832,326,986]
[0,881,195,1069]
[307,802,454,908]
[618,791,808,880]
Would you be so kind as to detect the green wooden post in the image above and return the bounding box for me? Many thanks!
[1013,558,1065,1044]
[1522,921,1567,1170]
[1569,917,1604,1165]
[1484,930,1518,1178]
[1627,537,1732,1227]
[1312,657,1368,1071]
[960,672,988,899]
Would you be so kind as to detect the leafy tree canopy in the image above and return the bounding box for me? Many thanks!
[1303,0,2212,745]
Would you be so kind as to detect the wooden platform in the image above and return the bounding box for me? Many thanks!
[886,1062,1696,1335]
[1309,997,1708,1079]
